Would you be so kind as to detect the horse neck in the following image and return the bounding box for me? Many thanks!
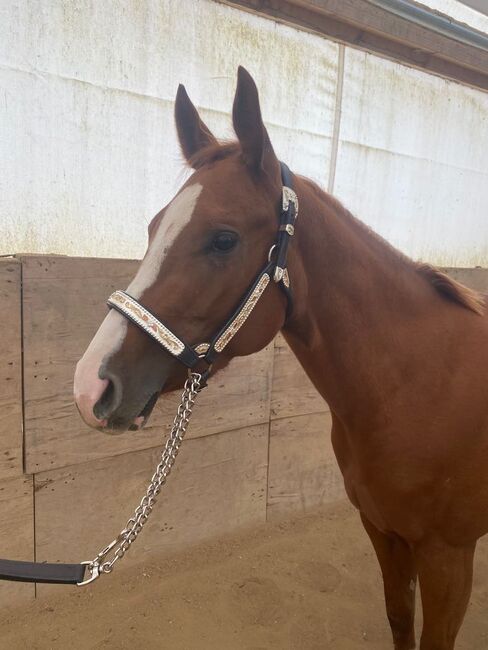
[283,178,434,427]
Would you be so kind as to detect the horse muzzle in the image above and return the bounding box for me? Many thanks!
[74,351,167,434]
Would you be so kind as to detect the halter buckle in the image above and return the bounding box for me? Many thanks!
[282,186,298,216]
[274,266,285,283]
[280,224,295,236]
[188,344,213,386]
[194,343,210,356]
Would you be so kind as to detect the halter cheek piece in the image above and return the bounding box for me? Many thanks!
[107,162,298,384]
[0,162,297,586]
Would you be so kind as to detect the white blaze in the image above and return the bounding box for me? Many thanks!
[74,308,128,398]
[128,183,203,298]
[74,183,203,410]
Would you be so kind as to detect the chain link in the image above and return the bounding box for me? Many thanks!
[78,372,202,585]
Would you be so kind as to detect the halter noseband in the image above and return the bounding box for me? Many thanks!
[107,162,298,383]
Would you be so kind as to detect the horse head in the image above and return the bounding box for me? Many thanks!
[74,67,297,432]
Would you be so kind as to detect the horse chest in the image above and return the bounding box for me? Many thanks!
[330,427,385,525]
[330,422,426,535]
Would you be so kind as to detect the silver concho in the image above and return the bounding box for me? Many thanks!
[282,186,299,216]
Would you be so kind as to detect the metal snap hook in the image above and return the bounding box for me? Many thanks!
[77,561,100,587]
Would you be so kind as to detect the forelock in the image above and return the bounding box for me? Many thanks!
[188,141,241,169]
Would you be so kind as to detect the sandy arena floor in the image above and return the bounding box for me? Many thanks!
[1,500,488,649]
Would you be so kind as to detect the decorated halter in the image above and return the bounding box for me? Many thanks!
[107,162,298,382]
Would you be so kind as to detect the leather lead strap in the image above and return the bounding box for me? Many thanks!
[0,558,86,585]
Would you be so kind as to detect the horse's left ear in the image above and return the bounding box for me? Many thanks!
[232,66,279,177]
[175,84,217,166]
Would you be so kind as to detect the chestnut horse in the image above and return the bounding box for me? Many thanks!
[74,67,488,649]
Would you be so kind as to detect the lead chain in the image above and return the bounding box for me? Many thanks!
[82,372,202,583]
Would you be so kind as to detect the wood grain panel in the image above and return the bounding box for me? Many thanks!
[22,255,273,473]
[271,334,328,421]
[267,412,346,520]
[35,423,268,596]
[0,475,35,605]
[0,258,22,479]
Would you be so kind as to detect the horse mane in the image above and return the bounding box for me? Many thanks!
[304,179,485,316]
[187,143,485,317]
[416,263,485,316]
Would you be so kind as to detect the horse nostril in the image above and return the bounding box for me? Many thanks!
[93,373,123,421]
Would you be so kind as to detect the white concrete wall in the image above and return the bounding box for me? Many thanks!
[0,0,337,259]
[334,48,488,267]
[1,0,487,266]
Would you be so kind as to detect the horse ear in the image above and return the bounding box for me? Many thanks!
[232,66,279,176]
[175,84,217,166]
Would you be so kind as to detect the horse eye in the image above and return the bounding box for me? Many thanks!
[211,231,239,253]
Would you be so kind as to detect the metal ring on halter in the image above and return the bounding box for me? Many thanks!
[268,244,277,262]
[188,344,213,381]
[188,362,212,381]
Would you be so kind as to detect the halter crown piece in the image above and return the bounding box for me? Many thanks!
[107,162,298,382]
[0,162,298,587]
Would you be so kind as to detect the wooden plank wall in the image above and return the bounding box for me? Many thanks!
[267,334,344,520]
[1,256,487,605]
[18,255,276,599]
[35,423,269,597]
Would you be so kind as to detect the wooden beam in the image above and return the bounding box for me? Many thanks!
[0,259,23,479]
[218,0,488,91]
